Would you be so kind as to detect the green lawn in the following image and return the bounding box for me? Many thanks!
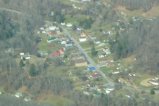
[80,42,92,49]
[38,34,63,54]
[100,66,112,74]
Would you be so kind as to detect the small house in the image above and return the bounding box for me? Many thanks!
[65,43,73,47]
[47,31,57,36]
[61,40,67,45]
[47,37,58,43]
[40,27,44,30]
[80,32,87,37]
[74,59,88,67]
[70,53,84,60]
[65,41,73,47]
[50,48,65,57]
[87,66,96,72]
[15,92,23,98]
[148,78,159,86]
[42,30,46,34]
[20,53,31,60]
[91,72,101,79]
[70,53,88,67]
[66,23,72,27]
[98,50,106,59]
[112,71,120,75]
[79,37,87,42]
[61,23,65,26]
[37,51,48,57]
[149,81,159,86]
[24,97,31,102]
[79,32,87,42]
[48,26,57,31]
[104,83,115,94]
[77,27,82,31]
[95,41,101,45]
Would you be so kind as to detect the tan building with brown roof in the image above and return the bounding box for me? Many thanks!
[74,59,88,67]
[70,53,88,67]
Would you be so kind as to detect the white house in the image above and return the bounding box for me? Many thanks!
[20,53,31,60]
[49,26,57,31]
[80,32,87,37]
[15,92,22,98]
[24,97,31,102]
[148,78,159,86]
[61,23,65,26]
[20,52,24,56]
[42,30,46,34]
[66,23,72,27]
[95,41,101,45]
[40,27,44,30]
[83,91,90,96]
[25,56,31,60]
[112,71,120,74]
[77,27,82,31]
[79,37,87,42]
[149,81,159,86]
[61,41,67,45]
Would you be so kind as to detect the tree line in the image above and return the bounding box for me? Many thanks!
[109,17,159,73]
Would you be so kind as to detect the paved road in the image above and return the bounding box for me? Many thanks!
[62,28,114,85]
[62,28,94,64]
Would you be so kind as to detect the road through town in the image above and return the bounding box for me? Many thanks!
[62,28,114,86]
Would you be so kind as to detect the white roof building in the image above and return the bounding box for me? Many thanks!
[49,26,57,31]
[79,37,87,42]
[66,23,73,27]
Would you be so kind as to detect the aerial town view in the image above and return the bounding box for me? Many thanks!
[0,0,159,106]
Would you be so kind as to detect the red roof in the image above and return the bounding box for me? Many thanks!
[48,31,57,36]
[52,51,60,57]
[91,72,101,78]
[50,48,65,57]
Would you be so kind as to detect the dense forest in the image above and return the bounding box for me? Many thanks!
[109,17,159,73]
[0,0,159,106]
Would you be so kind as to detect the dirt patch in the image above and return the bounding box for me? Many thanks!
[143,5,159,17]
[140,78,152,87]
[115,6,143,17]
[115,5,159,18]
[18,86,29,93]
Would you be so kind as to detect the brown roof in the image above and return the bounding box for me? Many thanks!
[74,58,87,64]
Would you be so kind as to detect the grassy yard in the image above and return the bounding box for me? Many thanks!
[133,72,154,88]
[38,34,63,54]
[116,6,144,17]
[80,42,92,49]
[100,66,113,74]
[143,5,159,18]
[116,5,159,18]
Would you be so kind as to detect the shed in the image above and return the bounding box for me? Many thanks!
[74,59,88,67]
[87,66,96,72]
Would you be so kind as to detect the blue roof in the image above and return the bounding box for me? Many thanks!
[87,66,96,71]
